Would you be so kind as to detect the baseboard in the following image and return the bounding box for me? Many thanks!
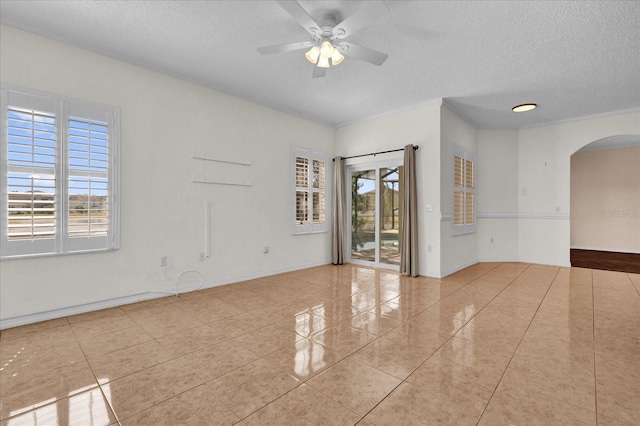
[570,249,640,274]
[477,256,521,263]
[440,259,479,278]
[0,292,168,330]
[0,259,331,330]
[570,246,640,255]
[518,258,571,268]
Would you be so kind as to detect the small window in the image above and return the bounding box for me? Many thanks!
[452,144,476,235]
[1,86,120,258]
[291,146,328,234]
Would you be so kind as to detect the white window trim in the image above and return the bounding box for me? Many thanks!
[452,143,476,236]
[1,84,120,259]
[290,145,329,235]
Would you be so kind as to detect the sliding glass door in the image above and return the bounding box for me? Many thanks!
[348,161,403,268]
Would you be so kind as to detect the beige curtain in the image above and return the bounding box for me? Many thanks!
[331,157,347,264]
[400,145,418,276]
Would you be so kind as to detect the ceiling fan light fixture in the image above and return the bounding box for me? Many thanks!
[317,56,331,68]
[305,45,320,64]
[512,103,537,112]
[320,40,334,58]
[331,49,344,66]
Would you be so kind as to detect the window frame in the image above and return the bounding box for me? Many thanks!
[1,84,120,259]
[452,144,476,236]
[290,145,329,235]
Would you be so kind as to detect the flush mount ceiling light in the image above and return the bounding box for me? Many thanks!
[257,1,389,78]
[512,103,537,112]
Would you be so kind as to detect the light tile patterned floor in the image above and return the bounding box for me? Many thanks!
[1,263,639,425]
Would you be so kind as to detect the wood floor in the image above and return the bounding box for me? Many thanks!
[571,249,640,274]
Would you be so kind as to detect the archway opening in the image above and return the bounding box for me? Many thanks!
[570,135,640,273]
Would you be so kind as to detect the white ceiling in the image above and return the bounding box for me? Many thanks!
[1,0,639,129]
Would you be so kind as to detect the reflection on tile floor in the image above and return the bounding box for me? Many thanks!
[1,263,639,425]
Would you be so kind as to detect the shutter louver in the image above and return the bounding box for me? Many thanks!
[313,192,324,224]
[466,192,475,224]
[313,160,324,189]
[296,157,308,187]
[6,106,56,240]
[465,159,474,189]
[454,156,463,187]
[454,191,464,225]
[296,191,309,224]
[68,117,109,237]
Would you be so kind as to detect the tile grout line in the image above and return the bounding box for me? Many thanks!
[474,264,561,425]
[235,263,512,425]
[627,272,640,298]
[352,263,535,425]
[66,312,122,425]
[592,269,599,425]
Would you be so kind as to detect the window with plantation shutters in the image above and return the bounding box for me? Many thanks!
[291,146,329,234]
[1,86,120,258]
[452,144,476,235]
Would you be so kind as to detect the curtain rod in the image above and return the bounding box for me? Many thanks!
[332,145,418,162]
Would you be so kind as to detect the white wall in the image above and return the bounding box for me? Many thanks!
[439,107,479,275]
[0,25,335,324]
[2,25,639,326]
[517,112,640,266]
[477,130,519,261]
[336,103,442,277]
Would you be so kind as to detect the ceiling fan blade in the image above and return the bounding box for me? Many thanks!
[277,0,322,36]
[332,2,389,39]
[338,41,389,66]
[257,41,315,55]
[312,66,327,79]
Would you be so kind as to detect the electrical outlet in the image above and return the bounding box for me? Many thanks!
[427,244,432,252]
[199,252,205,261]
[160,256,167,267]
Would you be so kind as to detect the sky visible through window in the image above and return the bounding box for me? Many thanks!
[7,108,108,197]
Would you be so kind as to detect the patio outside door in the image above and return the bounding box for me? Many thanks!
[348,162,403,268]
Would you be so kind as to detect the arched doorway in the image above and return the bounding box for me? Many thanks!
[570,135,640,273]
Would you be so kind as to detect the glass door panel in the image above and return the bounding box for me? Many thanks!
[379,166,402,266]
[351,169,376,262]
[349,162,403,268]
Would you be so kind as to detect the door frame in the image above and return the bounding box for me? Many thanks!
[346,158,403,270]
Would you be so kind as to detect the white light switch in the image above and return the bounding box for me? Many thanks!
[426,205,433,212]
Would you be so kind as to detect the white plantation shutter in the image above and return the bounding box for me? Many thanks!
[65,101,115,252]
[452,145,476,235]
[3,97,58,255]
[291,146,329,234]
[295,157,309,225]
[312,159,325,224]
[68,116,109,237]
[454,155,464,226]
[1,86,119,258]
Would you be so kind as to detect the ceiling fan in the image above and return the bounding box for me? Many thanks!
[258,0,390,78]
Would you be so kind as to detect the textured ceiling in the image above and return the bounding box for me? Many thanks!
[1,0,639,129]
